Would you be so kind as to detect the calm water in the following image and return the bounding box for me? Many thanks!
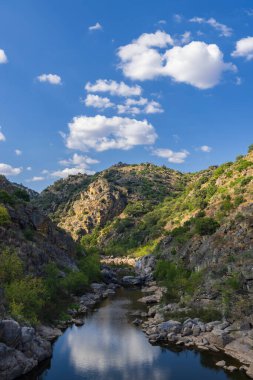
[20,288,248,380]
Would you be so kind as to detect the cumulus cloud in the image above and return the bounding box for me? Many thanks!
[85,79,142,97]
[117,97,163,115]
[117,31,174,81]
[65,115,157,152]
[0,130,6,142]
[0,163,22,176]
[190,17,232,37]
[37,73,62,85]
[199,145,212,152]
[118,32,235,88]
[59,153,99,168]
[163,41,236,89]
[28,176,45,182]
[153,148,189,163]
[15,149,22,156]
[88,22,102,31]
[26,166,32,171]
[0,49,8,64]
[84,94,114,110]
[231,36,253,60]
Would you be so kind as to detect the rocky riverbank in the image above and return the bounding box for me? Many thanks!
[0,264,128,380]
[132,279,253,379]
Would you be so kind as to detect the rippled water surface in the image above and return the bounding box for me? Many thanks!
[20,288,248,380]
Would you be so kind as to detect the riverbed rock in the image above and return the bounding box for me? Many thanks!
[246,364,253,379]
[0,320,21,348]
[216,360,226,368]
[122,276,143,286]
[36,325,62,342]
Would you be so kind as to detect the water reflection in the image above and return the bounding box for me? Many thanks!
[19,289,248,380]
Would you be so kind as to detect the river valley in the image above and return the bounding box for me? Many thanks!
[18,288,249,380]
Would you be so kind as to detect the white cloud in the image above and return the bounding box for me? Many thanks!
[29,176,45,182]
[85,79,142,97]
[27,166,32,171]
[59,153,99,169]
[158,20,167,25]
[181,31,191,44]
[189,17,232,37]
[199,145,212,152]
[51,167,95,178]
[84,94,114,110]
[235,76,242,85]
[118,32,235,88]
[245,9,253,16]
[88,22,102,31]
[37,73,62,85]
[163,41,236,89]
[65,115,157,152]
[117,97,163,115]
[153,148,189,163]
[174,14,183,23]
[118,31,174,81]
[0,163,22,176]
[231,36,253,60]
[15,149,22,156]
[0,130,6,142]
[0,49,8,64]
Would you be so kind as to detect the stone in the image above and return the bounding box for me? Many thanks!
[227,366,237,372]
[122,276,142,286]
[36,325,62,342]
[246,364,253,379]
[0,320,21,348]
[216,360,226,368]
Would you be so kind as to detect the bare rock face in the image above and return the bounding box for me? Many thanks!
[247,363,253,379]
[59,178,127,240]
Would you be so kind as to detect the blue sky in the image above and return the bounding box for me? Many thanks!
[0,0,253,191]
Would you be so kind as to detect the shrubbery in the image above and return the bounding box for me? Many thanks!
[0,204,11,225]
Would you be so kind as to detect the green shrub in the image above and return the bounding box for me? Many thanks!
[0,249,23,284]
[234,195,244,207]
[0,204,11,225]
[13,188,30,202]
[0,191,15,205]
[248,144,253,153]
[194,217,220,236]
[61,270,88,294]
[6,276,47,324]
[23,227,35,241]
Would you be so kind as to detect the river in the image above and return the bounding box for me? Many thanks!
[19,288,248,380]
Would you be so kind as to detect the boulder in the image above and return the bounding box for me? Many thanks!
[216,360,226,368]
[0,320,21,348]
[122,276,142,286]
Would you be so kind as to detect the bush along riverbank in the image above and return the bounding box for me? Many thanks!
[131,255,253,379]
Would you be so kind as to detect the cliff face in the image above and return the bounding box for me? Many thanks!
[0,175,77,275]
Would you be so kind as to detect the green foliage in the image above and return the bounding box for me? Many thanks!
[0,249,23,284]
[5,276,47,324]
[0,190,15,205]
[13,188,30,202]
[23,227,35,241]
[61,270,88,294]
[154,260,203,301]
[234,195,244,207]
[0,204,11,225]
[78,254,101,283]
[235,159,253,172]
[248,144,253,153]
[194,217,220,236]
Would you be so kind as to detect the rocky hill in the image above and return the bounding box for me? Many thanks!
[0,175,77,275]
[36,163,185,240]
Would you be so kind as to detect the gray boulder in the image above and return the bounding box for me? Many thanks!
[0,320,21,348]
